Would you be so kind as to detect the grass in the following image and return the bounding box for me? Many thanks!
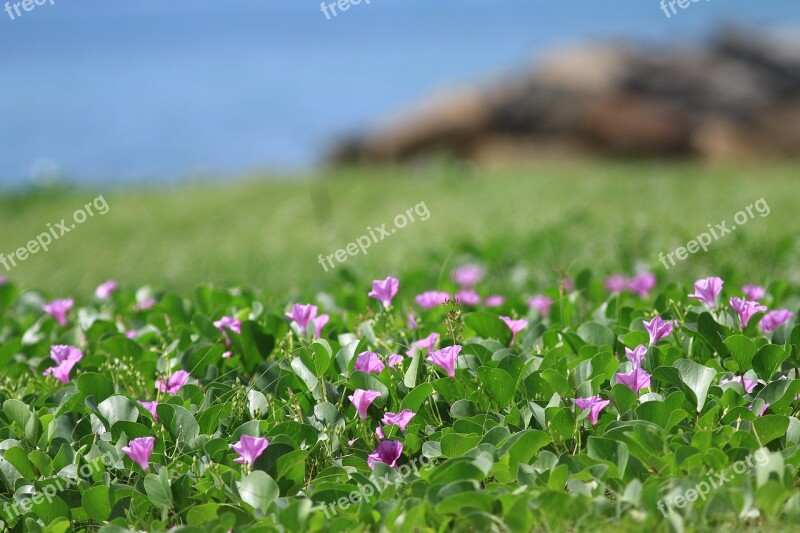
[2,161,799,296]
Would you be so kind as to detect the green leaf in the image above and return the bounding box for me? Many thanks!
[723,335,757,372]
[752,344,789,382]
[238,321,275,374]
[653,359,715,412]
[98,395,139,427]
[239,470,279,514]
[476,366,516,406]
[464,313,512,345]
[577,322,616,349]
[754,415,789,444]
[81,485,111,522]
[697,312,730,357]
[587,436,629,477]
[400,383,433,412]
[144,467,173,512]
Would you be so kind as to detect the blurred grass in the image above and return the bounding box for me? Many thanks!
[1,161,799,297]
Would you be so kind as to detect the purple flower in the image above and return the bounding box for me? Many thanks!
[348,389,381,420]
[126,329,137,339]
[427,345,461,378]
[155,370,191,395]
[368,276,399,308]
[95,280,119,299]
[381,409,416,430]
[354,351,385,374]
[121,436,155,471]
[759,309,793,333]
[367,440,403,469]
[406,332,439,357]
[625,345,647,369]
[730,297,767,328]
[43,344,83,383]
[415,291,451,309]
[375,426,385,440]
[138,400,159,420]
[214,316,242,335]
[0,276,7,286]
[136,298,155,312]
[285,303,318,332]
[222,350,232,359]
[500,316,527,342]
[605,275,629,294]
[312,314,329,338]
[387,354,404,369]
[574,396,611,426]
[721,375,757,394]
[452,265,483,289]
[643,316,673,345]
[560,277,574,293]
[528,295,553,318]
[485,295,505,307]
[42,298,74,327]
[629,273,656,298]
[616,367,651,394]
[688,277,724,307]
[455,290,481,306]
[742,284,766,301]
[407,312,417,329]
[231,435,270,466]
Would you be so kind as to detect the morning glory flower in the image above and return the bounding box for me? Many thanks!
[348,389,381,420]
[643,316,673,345]
[213,316,242,335]
[629,273,656,298]
[367,440,403,469]
[138,400,159,421]
[312,314,329,338]
[574,396,611,426]
[730,297,767,328]
[42,298,74,327]
[368,276,399,308]
[415,291,451,309]
[231,435,270,466]
[721,375,757,393]
[455,290,481,306]
[95,280,119,299]
[759,309,793,333]
[285,303,318,332]
[625,345,647,369]
[742,284,766,301]
[354,351,385,374]
[427,345,461,378]
[528,295,553,318]
[500,316,527,342]
[452,265,483,289]
[136,298,155,312]
[406,332,439,357]
[155,370,191,395]
[43,344,83,383]
[616,367,651,394]
[122,436,155,471]
[688,277,724,307]
[381,409,416,430]
[407,312,417,329]
[485,295,505,307]
[605,274,629,294]
[387,354,404,369]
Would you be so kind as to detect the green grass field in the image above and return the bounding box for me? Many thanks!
[2,162,798,296]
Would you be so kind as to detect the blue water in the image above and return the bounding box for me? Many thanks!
[0,0,798,186]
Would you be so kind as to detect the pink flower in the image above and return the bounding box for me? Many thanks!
[427,345,461,378]
[95,280,119,299]
[721,375,757,393]
[381,409,416,430]
[155,370,191,395]
[759,309,793,333]
[312,314,329,338]
[616,367,651,394]
[368,276,399,308]
[455,290,481,306]
[560,277,574,293]
[348,389,381,420]
[406,332,439,357]
[625,345,647,369]
[367,440,403,469]
[750,402,770,417]
[231,435,270,466]
[742,285,766,301]
[121,436,155,471]
[452,265,483,289]
[138,400,159,421]
[629,273,656,298]
[485,295,505,307]
[136,298,155,312]
[285,303,318,332]
[643,316,673,345]
[415,291,451,309]
[500,316,527,342]
[407,312,417,329]
[730,297,767,328]
[528,295,553,318]
[387,354,404,369]
[43,345,83,383]
[222,351,232,359]
[375,427,385,440]
[689,277,724,307]
[605,275,629,294]
[0,276,7,286]
[126,330,137,339]
[42,298,74,327]
[354,351,385,374]
[214,316,242,335]
[574,396,611,426]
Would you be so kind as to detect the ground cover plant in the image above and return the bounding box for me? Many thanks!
[1,263,799,532]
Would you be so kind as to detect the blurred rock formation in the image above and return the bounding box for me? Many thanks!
[329,28,800,164]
